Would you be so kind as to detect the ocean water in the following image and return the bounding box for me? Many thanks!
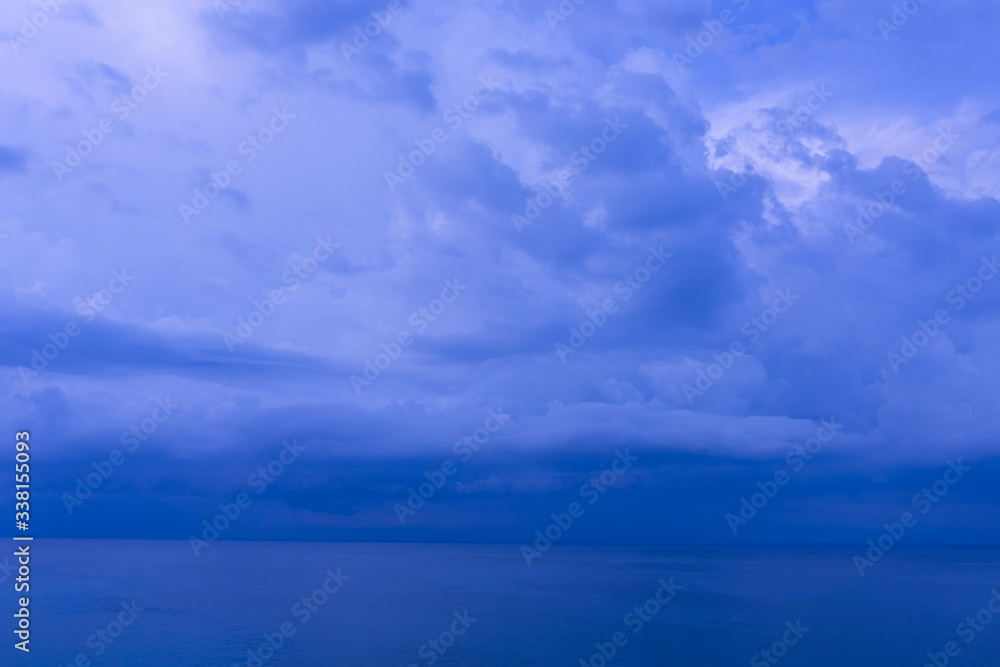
[14,540,1000,666]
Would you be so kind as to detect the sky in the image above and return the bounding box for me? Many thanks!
[1,0,999,546]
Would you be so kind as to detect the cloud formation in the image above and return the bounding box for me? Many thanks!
[1,0,999,544]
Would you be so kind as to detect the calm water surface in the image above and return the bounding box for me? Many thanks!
[15,540,1000,666]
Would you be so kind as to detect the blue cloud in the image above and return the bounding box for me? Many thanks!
[2,0,999,545]
[0,146,27,173]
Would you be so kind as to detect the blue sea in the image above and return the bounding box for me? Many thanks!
[13,540,1000,665]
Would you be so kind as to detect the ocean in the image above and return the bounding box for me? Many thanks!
[16,540,1000,665]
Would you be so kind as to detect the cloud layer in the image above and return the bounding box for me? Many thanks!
[1,0,999,544]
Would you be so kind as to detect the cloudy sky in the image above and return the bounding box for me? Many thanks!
[1,0,998,545]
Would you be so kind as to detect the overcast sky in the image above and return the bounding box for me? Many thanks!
[1,0,999,545]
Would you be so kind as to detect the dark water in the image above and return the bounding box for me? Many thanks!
[11,540,1000,665]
